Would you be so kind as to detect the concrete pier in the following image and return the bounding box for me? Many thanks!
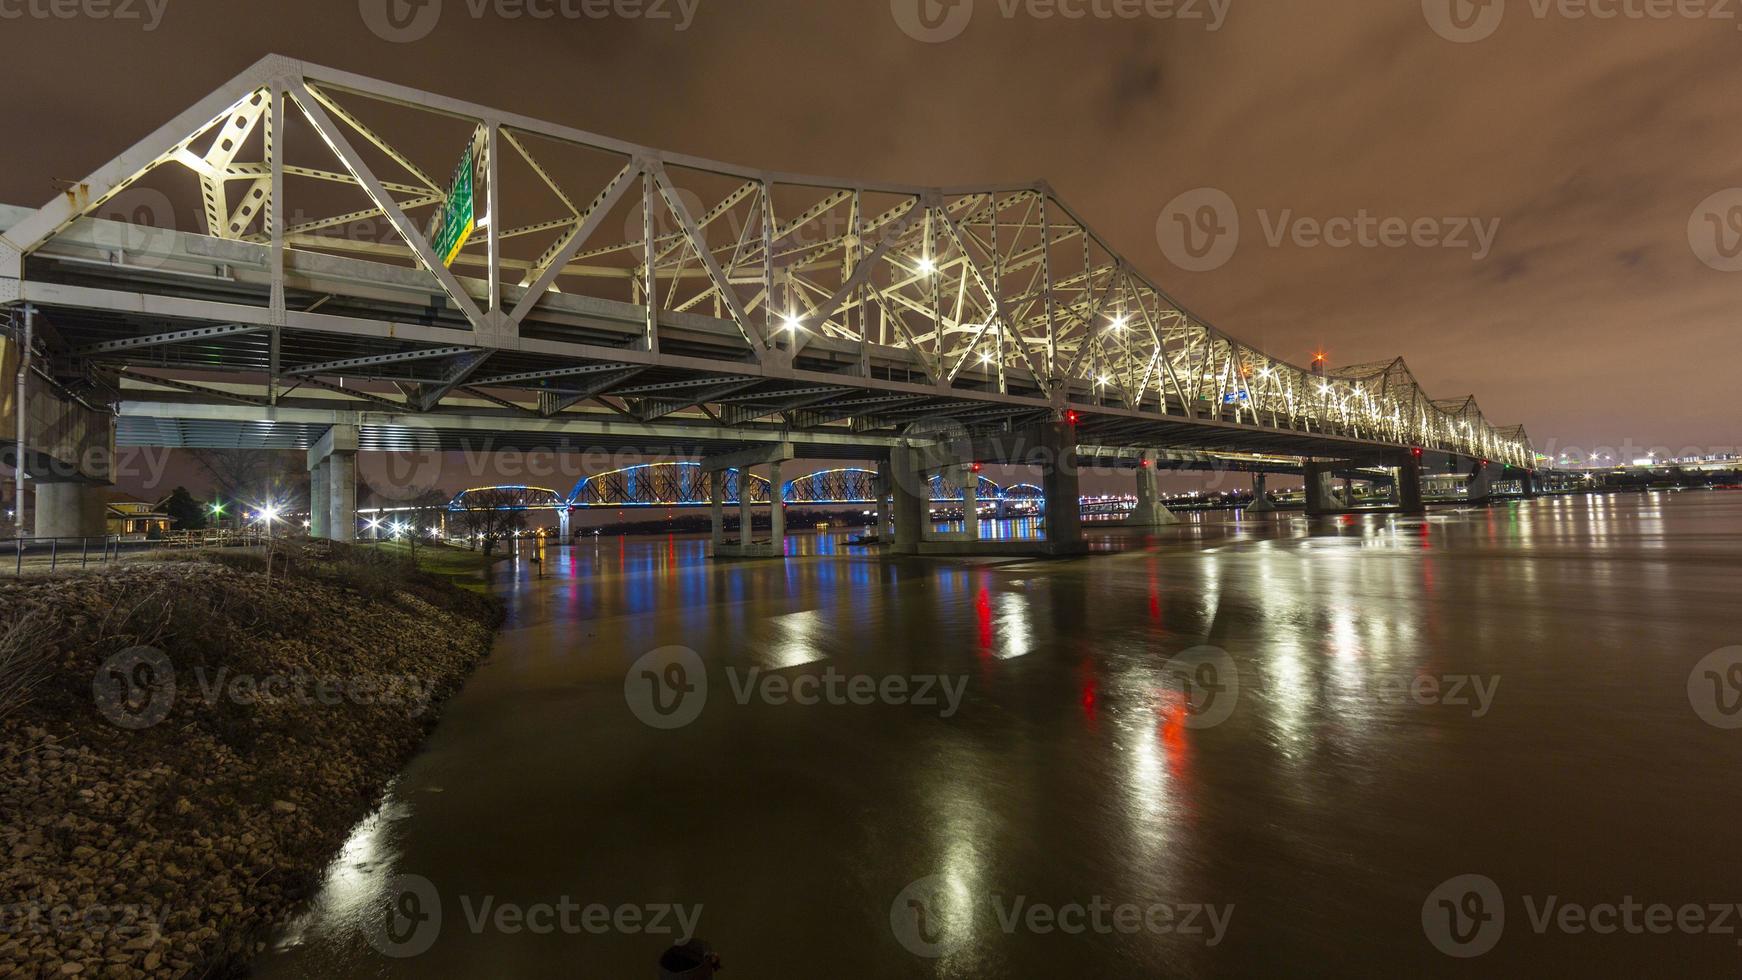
[1245,473,1276,513]
[706,443,791,560]
[32,481,107,538]
[1304,461,1336,516]
[1127,453,1180,526]
[306,425,357,541]
[1467,460,1494,505]
[1397,454,1426,515]
[891,419,1085,557]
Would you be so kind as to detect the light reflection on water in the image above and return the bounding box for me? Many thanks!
[255,493,1742,977]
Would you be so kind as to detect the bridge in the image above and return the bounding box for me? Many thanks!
[0,55,1540,557]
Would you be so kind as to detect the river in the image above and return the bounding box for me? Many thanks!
[251,492,1742,977]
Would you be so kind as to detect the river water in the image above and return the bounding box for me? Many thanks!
[251,493,1742,977]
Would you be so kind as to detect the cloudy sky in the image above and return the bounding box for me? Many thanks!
[4,0,1739,481]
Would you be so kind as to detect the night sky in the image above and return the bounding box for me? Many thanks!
[4,0,1739,498]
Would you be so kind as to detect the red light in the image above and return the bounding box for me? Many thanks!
[1412,447,1423,459]
[970,462,983,474]
[1140,459,1152,469]
[1066,410,1080,425]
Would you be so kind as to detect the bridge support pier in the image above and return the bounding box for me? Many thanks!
[769,459,785,546]
[1467,461,1494,505]
[890,420,1084,558]
[889,448,924,556]
[1245,473,1276,513]
[705,443,791,560]
[1396,454,1426,515]
[309,460,329,538]
[710,470,726,551]
[1126,453,1180,526]
[1520,471,1540,499]
[874,461,893,544]
[33,481,108,539]
[1304,461,1336,516]
[967,466,982,540]
[738,470,752,548]
[558,507,571,541]
[327,450,356,543]
[307,425,358,542]
[1342,476,1355,509]
[1038,421,1085,554]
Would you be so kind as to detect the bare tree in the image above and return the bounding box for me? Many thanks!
[400,488,454,559]
[189,449,306,523]
[451,488,527,556]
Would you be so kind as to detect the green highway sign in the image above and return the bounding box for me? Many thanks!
[428,129,481,267]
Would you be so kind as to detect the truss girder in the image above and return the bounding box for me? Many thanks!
[4,55,1532,469]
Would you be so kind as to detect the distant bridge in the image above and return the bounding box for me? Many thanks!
[449,463,1026,510]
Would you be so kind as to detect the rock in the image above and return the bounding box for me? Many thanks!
[0,550,497,977]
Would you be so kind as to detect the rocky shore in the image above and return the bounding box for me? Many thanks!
[0,544,501,978]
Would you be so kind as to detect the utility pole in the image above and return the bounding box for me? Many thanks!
[12,305,33,537]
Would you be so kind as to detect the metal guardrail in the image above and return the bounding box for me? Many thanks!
[5,535,122,575]
[3,528,271,575]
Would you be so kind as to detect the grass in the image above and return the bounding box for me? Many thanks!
[363,540,505,593]
[0,611,54,721]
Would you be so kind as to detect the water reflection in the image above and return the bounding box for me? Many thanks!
[254,494,1742,977]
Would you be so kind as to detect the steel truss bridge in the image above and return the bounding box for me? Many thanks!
[2,55,1533,499]
[452,465,1014,510]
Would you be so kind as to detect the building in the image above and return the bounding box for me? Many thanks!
[106,493,175,538]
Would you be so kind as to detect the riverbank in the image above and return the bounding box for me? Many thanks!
[0,541,503,978]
